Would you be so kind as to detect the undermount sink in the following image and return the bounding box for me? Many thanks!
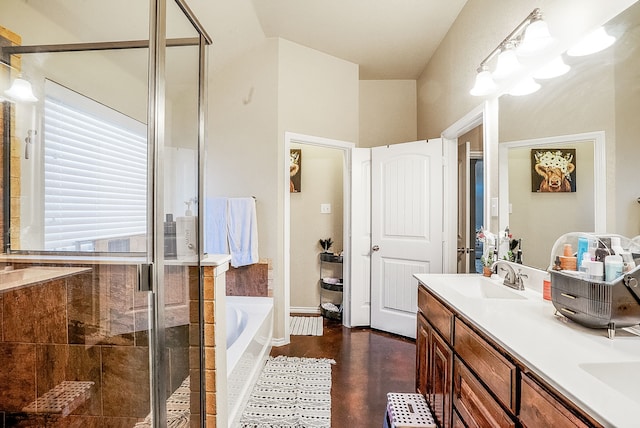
[449,276,528,300]
[579,361,640,405]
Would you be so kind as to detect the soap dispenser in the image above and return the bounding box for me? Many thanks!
[176,199,197,260]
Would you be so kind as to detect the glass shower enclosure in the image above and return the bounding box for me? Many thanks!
[0,0,210,426]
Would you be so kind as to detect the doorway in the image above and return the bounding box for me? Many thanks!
[284,132,354,343]
[457,125,484,273]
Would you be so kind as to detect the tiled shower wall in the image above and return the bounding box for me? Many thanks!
[0,264,193,427]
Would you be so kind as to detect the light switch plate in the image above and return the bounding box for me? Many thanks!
[320,203,331,214]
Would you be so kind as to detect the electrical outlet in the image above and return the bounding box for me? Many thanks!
[320,203,331,214]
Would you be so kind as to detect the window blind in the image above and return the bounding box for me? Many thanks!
[43,80,147,251]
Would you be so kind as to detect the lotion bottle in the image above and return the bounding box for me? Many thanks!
[176,199,197,260]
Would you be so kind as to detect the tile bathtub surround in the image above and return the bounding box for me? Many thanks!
[225,260,269,297]
[3,279,68,344]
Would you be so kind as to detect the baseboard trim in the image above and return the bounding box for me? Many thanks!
[290,306,320,315]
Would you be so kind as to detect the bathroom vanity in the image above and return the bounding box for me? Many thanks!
[415,273,640,428]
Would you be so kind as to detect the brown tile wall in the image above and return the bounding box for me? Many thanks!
[225,259,270,297]
[0,264,195,427]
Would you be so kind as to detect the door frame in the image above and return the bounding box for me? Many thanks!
[282,132,354,345]
[442,100,498,272]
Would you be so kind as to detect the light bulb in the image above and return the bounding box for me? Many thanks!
[533,56,570,80]
[4,77,38,103]
[509,76,541,96]
[493,44,521,80]
[567,27,616,57]
[470,67,496,96]
[517,19,555,56]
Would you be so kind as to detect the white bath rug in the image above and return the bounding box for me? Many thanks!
[240,356,335,428]
[290,316,323,336]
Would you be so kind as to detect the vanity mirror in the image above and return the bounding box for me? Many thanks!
[498,1,640,270]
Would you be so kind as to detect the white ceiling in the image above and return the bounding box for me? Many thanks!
[188,0,468,79]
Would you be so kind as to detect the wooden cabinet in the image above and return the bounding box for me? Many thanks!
[520,373,590,428]
[418,286,453,428]
[453,357,515,428]
[429,327,453,428]
[454,319,517,413]
[416,283,602,428]
[416,314,429,396]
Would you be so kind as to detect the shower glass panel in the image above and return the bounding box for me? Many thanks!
[0,0,208,426]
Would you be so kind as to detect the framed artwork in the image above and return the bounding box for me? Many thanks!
[290,149,302,193]
[531,148,576,193]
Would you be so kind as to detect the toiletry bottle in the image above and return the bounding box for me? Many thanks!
[576,237,588,270]
[176,200,197,260]
[604,254,623,282]
[579,253,591,278]
[164,213,177,259]
[621,252,636,273]
[610,237,624,255]
[543,272,551,301]
[595,238,611,262]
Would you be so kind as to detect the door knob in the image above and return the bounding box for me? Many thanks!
[372,245,380,252]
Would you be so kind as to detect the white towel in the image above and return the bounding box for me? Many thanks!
[227,197,259,267]
[204,197,229,255]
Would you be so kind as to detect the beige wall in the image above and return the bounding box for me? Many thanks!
[419,0,638,240]
[359,80,417,148]
[290,143,343,310]
[208,38,359,340]
[508,143,595,269]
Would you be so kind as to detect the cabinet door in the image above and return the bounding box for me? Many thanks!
[520,373,591,428]
[429,328,453,428]
[453,357,516,428]
[454,319,517,412]
[416,314,429,397]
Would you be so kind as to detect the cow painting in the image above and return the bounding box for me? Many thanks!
[531,149,576,193]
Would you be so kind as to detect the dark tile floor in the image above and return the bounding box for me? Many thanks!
[271,317,416,427]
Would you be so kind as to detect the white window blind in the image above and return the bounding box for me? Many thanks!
[43,80,147,251]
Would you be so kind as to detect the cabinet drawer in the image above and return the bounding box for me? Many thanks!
[520,374,590,428]
[419,286,453,342]
[454,357,515,428]
[454,319,516,413]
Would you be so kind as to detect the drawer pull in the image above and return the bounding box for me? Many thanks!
[561,307,577,315]
[560,293,577,300]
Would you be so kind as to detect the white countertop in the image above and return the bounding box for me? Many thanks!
[414,273,640,428]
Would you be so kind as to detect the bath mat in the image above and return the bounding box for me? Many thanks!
[290,316,323,336]
[239,355,335,428]
[134,377,190,428]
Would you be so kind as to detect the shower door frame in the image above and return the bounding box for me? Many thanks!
[1,0,212,425]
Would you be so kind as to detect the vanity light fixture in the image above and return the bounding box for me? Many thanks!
[508,75,540,96]
[469,65,497,96]
[0,59,38,103]
[567,27,616,57]
[493,42,521,80]
[516,9,555,56]
[470,8,554,96]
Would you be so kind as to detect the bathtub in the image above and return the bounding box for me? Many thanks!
[224,296,273,427]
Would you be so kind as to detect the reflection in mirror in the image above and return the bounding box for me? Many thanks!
[500,133,603,269]
[498,1,640,268]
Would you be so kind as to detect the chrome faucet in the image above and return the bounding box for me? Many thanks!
[491,260,525,290]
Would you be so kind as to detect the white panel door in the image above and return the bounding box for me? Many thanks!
[349,148,371,326]
[370,139,444,338]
